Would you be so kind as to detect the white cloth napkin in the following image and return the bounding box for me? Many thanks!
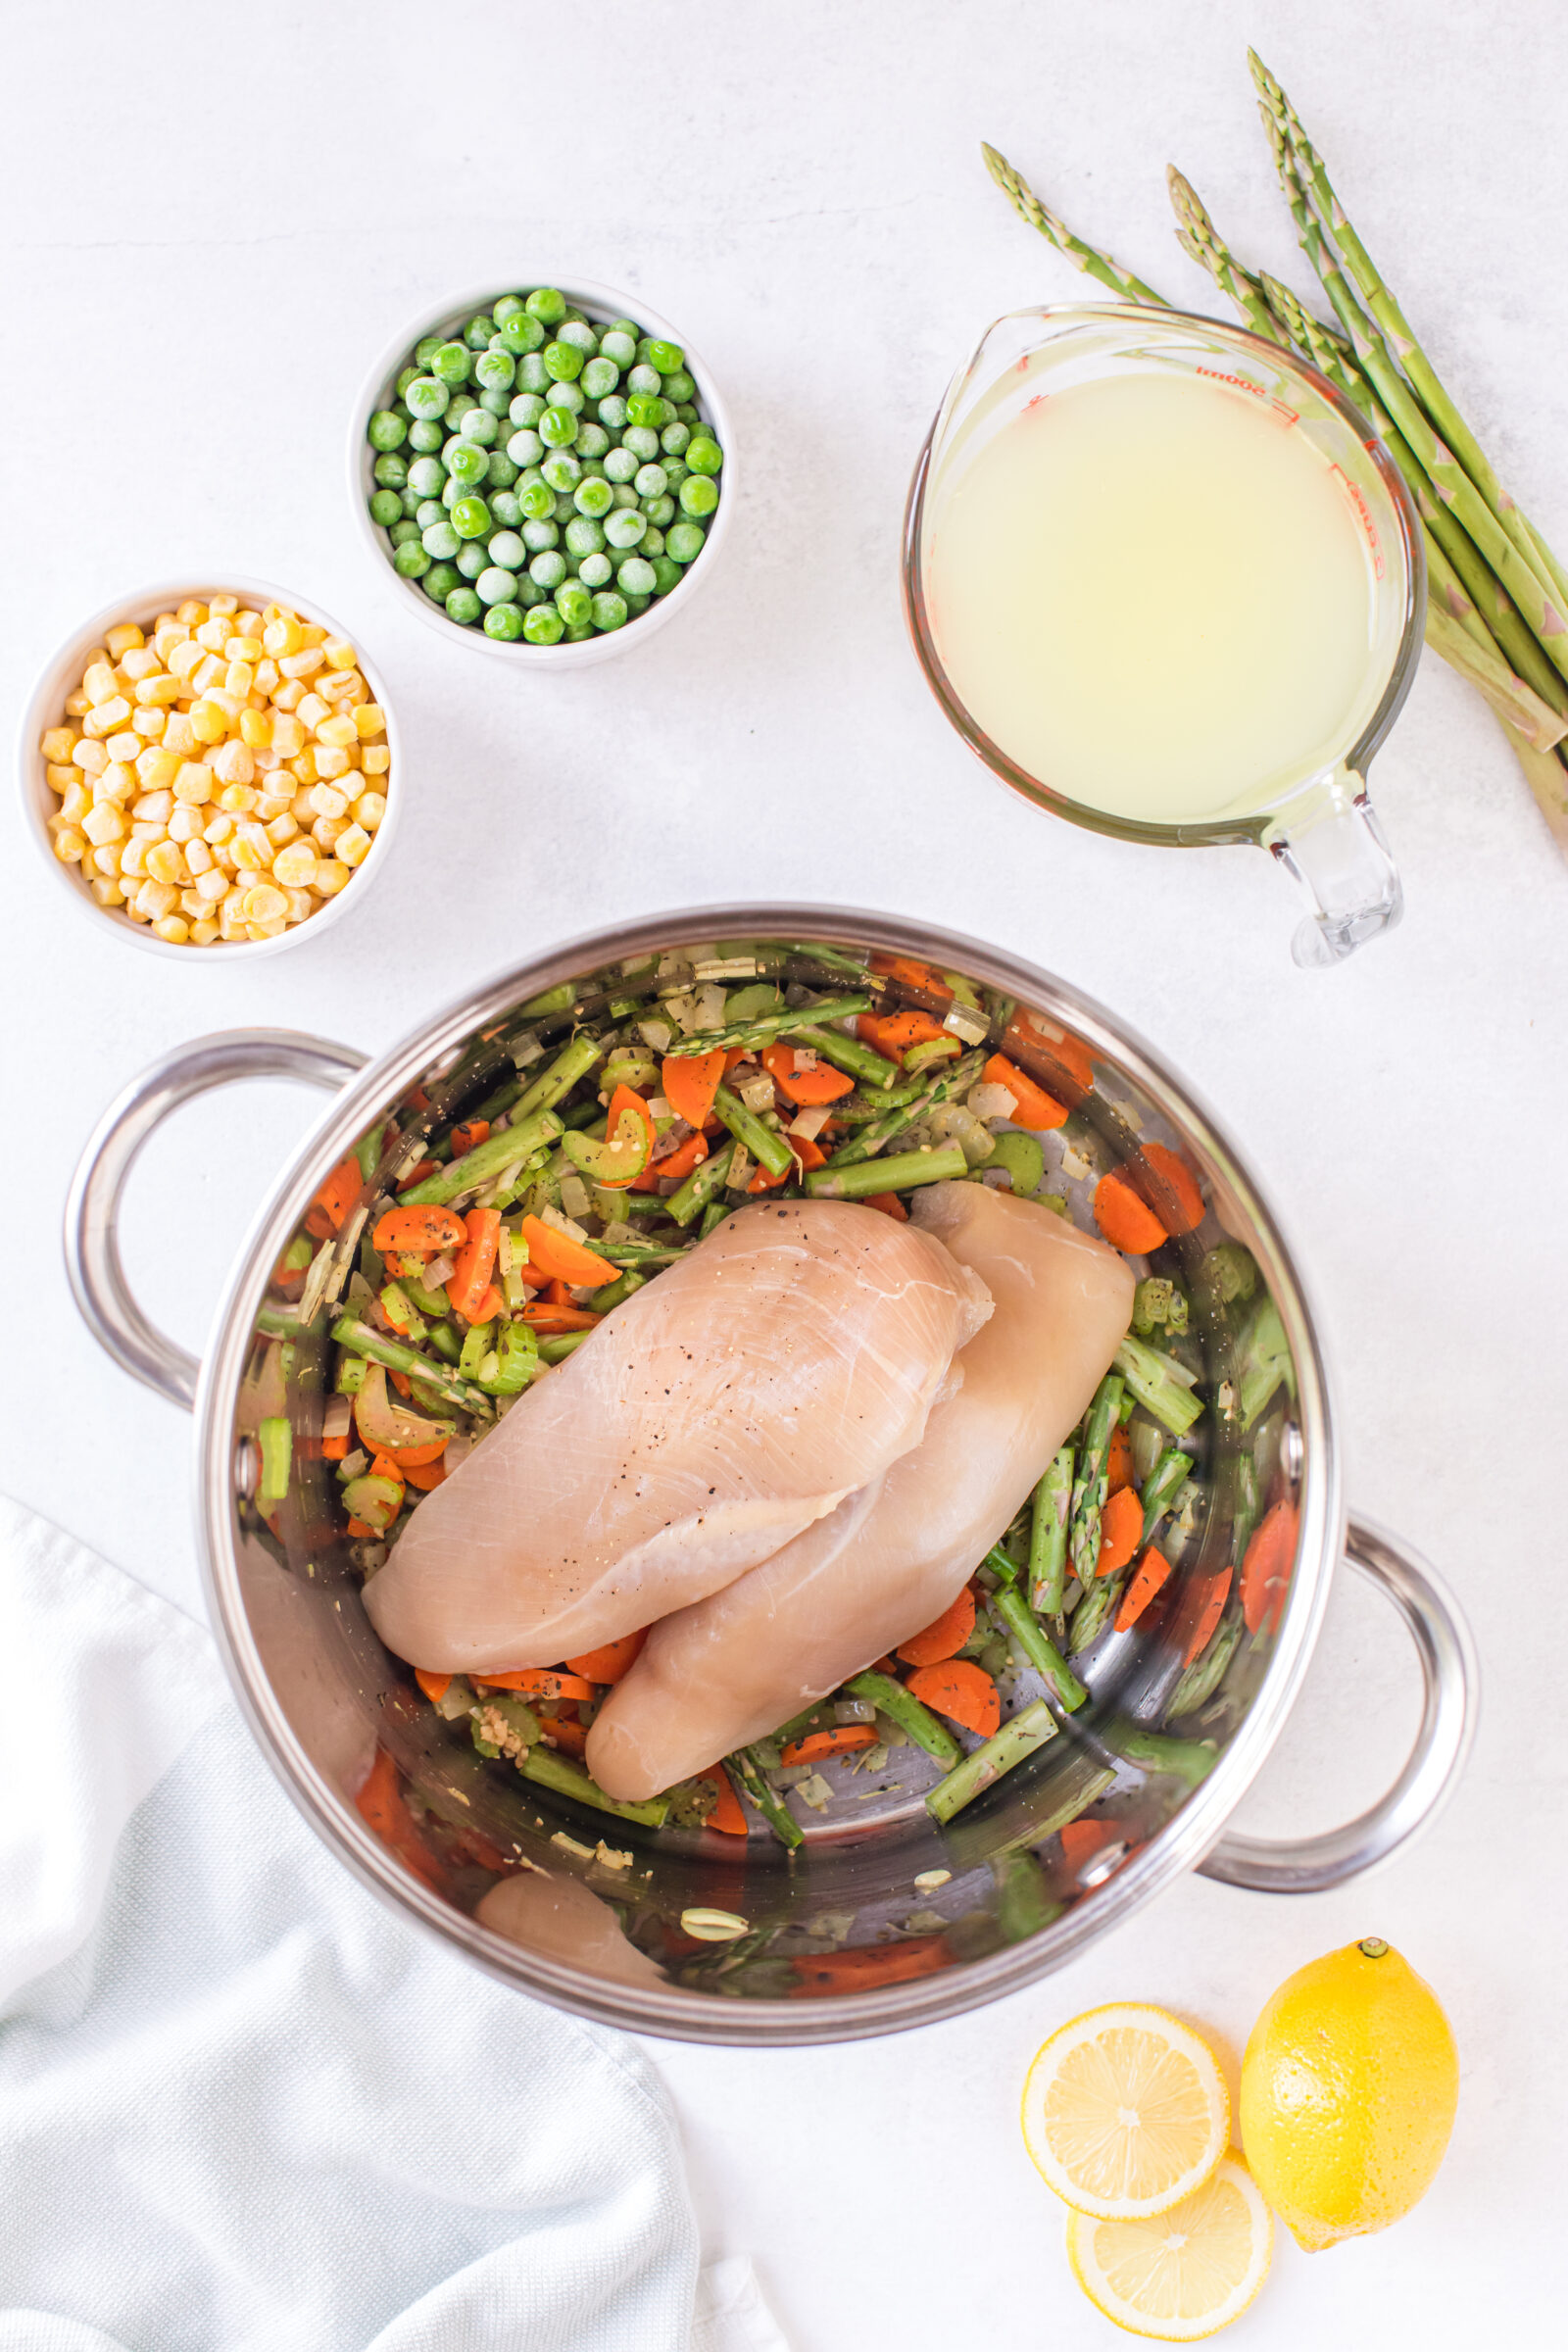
[0,1496,786,2352]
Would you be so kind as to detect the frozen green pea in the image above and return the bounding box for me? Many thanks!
[447,439,490,487]
[625,393,666,431]
[558,318,598,353]
[577,550,612,588]
[446,584,482,624]
[451,495,492,539]
[661,420,691,456]
[475,565,515,606]
[500,311,545,355]
[634,462,667,498]
[564,514,606,555]
[414,335,444,368]
[576,421,610,460]
[674,402,699,424]
[646,338,683,373]
[486,448,518,490]
[517,479,555,520]
[573,475,613,518]
[441,476,462,509]
[528,549,566,588]
[596,394,628,430]
[662,368,695,405]
[399,486,422,516]
[474,348,515,392]
[541,449,580,491]
[627,363,662,396]
[591,591,628,631]
[458,406,498,446]
[404,375,449,420]
[545,379,585,415]
[556,578,592,626]
[599,329,636,368]
[642,495,675,527]
[611,483,639,509]
[686,436,723,475]
[408,417,445,454]
[493,294,525,323]
[368,409,407,452]
[515,352,549,394]
[431,341,471,385]
[604,446,638,484]
[621,425,661,462]
[642,524,665,555]
[521,515,560,551]
[416,498,446,530]
[490,489,523,528]
[666,520,707,563]
[538,406,578,449]
[455,540,488,579]
[407,455,446,498]
[523,603,564,644]
[510,391,546,427]
[663,459,689,491]
[543,338,583,383]
[368,488,403,527]
[604,508,647,550]
[680,473,719,516]
[624,594,651,615]
[513,571,544,608]
[488,529,527,569]
[616,555,657,596]
[651,555,682,595]
[551,489,575,520]
[464,313,495,349]
[422,518,461,560]
[388,517,421,549]
[485,601,525,640]
[508,427,543,469]
[423,560,461,602]
[394,540,431,579]
[371,453,407,489]
[581,356,619,401]
[525,287,566,325]
[479,386,510,417]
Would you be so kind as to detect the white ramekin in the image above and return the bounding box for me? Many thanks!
[347,278,735,668]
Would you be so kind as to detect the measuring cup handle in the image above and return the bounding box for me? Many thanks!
[1267,782,1403,967]
[64,1028,368,1413]
[1198,1516,1478,1894]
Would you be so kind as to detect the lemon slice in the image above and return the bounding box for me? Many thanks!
[1020,2002,1229,2218]
[1065,2152,1273,2340]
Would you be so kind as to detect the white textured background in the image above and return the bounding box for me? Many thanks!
[4,2,1565,2342]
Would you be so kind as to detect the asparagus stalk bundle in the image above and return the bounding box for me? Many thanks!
[982,55,1568,854]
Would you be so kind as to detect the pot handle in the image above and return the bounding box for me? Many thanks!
[64,1028,368,1413]
[1198,1516,1478,1894]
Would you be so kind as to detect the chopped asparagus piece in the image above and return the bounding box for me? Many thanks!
[926,1698,1058,1824]
[844,1670,961,1767]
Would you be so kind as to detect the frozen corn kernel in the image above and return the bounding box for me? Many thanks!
[313,744,351,780]
[272,839,318,888]
[40,726,77,762]
[263,615,303,659]
[204,812,235,845]
[239,706,272,749]
[132,786,174,820]
[351,790,387,831]
[335,822,372,867]
[164,712,198,757]
[211,740,254,786]
[184,837,214,874]
[83,697,132,739]
[81,802,127,848]
[73,738,109,774]
[313,814,348,850]
[242,881,288,923]
[196,617,231,653]
[135,671,183,708]
[178,887,209,919]
[315,710,358,750]
[121,646,162,681]
[91,876,127,907]
[106,730,142,762]
[195,866,228,902]
[218,782,259,814]
[136,746,179,791]
[232,821,270,871]
[105,622,146,660]
[53,824,88,863]
[167,803,204,844]
[146,839,187,886]
[312,858,351,897]
[209,593,238,616]
[153,915,191,945]
[190,917,220,945]
[97,761,139,803]
[83,660,116,704]
[90,844,123,877]
[270,678,306,713]
[255,790,294,820]
[187,699,224,744]
[309,782,348,821]
[288,748,318,786]
[270,710,305,756]
[134,878,178,921]
[353,703,386,741]
[191,654,224,695]
[296,691,330,733]
[175,761,216,806]
[119,838,149,879]
[47,763,78,793]
[265,811,299,848]
[132,708,167,740]
[280,647,325,681]
[59,778,93,824]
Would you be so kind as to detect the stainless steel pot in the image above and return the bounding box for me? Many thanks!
[64,906,1476,2044]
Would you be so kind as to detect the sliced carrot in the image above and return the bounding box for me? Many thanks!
[321,1432,349,1461]
[354,1749,440,1889]
[762,1041,855,1106]
[703,1767,749,1837]
[905,1659,1001,1740]
[1115,1546,1174,1632]
[415,1668,451,1705]
[631,1128,707,1192]
[372,1203,467,1255]
[474,1668,597,1700]
[397,1158,437,1192]
[519,1303,602,1334]
[869,953,953,1001]
[859,1007,948,1061]
[1184,1568,1234,1665]
[864,1192,907,1220]
[389,1369,413,1398]
[1059,1817,1123,1874]
[1095,1484,1145,1577]
[449,1118,490,1155]
[306,1155,364,1240]
[662,1048,727,1130]
[1106,1422,1134,1494]
[1242,1498,1298,1635]
[564,1628,648,1684]
[982,1052,1069,1131]
[542,1278,574,1307]
[368,1450,405,1487]
[789,1935,951,1995]
[1094,1171,1168,1254]
[389,1437,448,1468]
[749,1134,827,1193]
[404,1458,447,1491]
[468,1283,505,1325]
[1141,1141,1204,1235]
[542,1714,588,1758]
[780,1724,879,1766]
[519,1213,615,1288]
[1004,1012,1096,1097]
[447,1206,502,1321]
[346,1517,375,1538]
[896,1584,976,1666]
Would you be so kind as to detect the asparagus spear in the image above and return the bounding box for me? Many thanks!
[331,1316,493,1416]
[662,994,876,1058]
[1067,1373,1124,1580]
[1068,1569,1124,1654]
[513,1031,606,1125]
[1167,1608,1246,1717]
[989,1585,1088,1713]
[521,1746,669,1827]
[982,143,1167,303]
[1166,169,1286,345]
[1114,1336,1202,1437]
[789,1021,900,1091]
[844,1670,962,1767]
[727,1746,805,1849]
[1027,1446,1074,1616]
[806,1143,969,1200]
[711,1084,795,1178]
[398,1107,564,1207]
[1114,1724,1219,1794]
[1139,1446,1194,1545]
[926,1697,1058,1824]
[824,1051,984,1168]
[665,1138,736,1227]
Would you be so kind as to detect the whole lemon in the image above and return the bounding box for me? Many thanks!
[1239,1937,1457,2251]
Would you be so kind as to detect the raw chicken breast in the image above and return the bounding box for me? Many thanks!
[587,1183,1133,1800]
[364,1199,991,1674]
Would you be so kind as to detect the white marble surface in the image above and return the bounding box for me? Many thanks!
[5,2,1566,2342]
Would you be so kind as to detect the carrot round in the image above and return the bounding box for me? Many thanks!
[896,1584,977,1666]
[1095,1484,1145,1578]
[982,1052,1068,1131]
[662,1048,727,1130]
[542,1713,588,1758]
[564,1629,648,1684]
[1094,1171,1168,1254]
[749,1134,827,1193]
[519,1303,602,1334]
[1183,1568,1234,1665]
[373,1203,466,1255]
[869,952,953,1000]
[388,1437,448,1469]
[781,1724,878,1766]
[862,1007,948,1061]
[1141,1141,1204,1235]
[788,1935,951,1996]
[474,1668,596,1700]
[354,1749,439,1888]
[1242,1498,1298,1635]
[307,1155,364,1238]
[762,1041,855,1106]
[1004,1013,1096,1097]
[447,1206,502,1321]
[415,1668,451,1705]
[905,1659,1001,1740]
[403,1457,447,1492]
[1115,1546,1174,1632]
[632,1128,707,1192]
[703,1767,749,1837]
[518,1212,615,1288]
[1106,1421,1134,1494]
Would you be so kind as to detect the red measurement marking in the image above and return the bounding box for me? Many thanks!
[1270,398,1301,425]
[1330,464,1386,578]
[1197,365,1299,426]
[1023,392,1048,413]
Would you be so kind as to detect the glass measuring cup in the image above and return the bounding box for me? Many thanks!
[903,306,1425,967]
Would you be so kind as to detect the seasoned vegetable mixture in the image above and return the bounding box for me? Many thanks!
[253,937,1300,1992]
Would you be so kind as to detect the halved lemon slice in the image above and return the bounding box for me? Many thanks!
[1020,2002,1229,2218]
[1065,2152,1273,2340]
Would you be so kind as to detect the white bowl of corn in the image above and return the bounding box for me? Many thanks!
[19,577,401,957]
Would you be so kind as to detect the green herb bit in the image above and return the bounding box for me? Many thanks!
[843,1670,961,1767]
[806,1142,967,1200]
[1114,1337,1201,1438]
[926,1698,1058,1824]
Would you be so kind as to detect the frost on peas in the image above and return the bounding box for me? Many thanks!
[521,516,560,552]
[574,476,614,519]
[596,393,628,431]
[368,409,406,451]
[475,565,516,607]
[372,453,408,488]
[484,601,526,640]
[455,541,488,580]
[407,455,446,499]
[545,379,585,416]
[661,420,691,456]
[604,446,638,484]
[408,418,445,453]
[509,391,546,427]
[577,551,612,589]
[564,515,606,557]
[558,318,599,354]
[680,474,719,516]
[528,549,567,590]
[643,496,675,528]
[575,421,610,460]
[458,406,499,446]
[604,508,647,550]
[591,590,628,632]
[486,448,519,490]
[404,375,450,420]
[541,450,581,492]
[581,357,619,401]
[515,352,550,395]
[662,368,696,405]
[507,427,543,470]
[499,311,545,355]
[616,555,657,597]
[666,520,707,563]
[488,530,528,570]
[446,585,482,625]
[464,314,495,350]
[474,348,515,393]
[599,328,636,368]
[490,489,523,527]
[422,520,461,562]
[523,604,564,644]
[621,425,661,462]
[416,499,446,530]
[634,463,668,499]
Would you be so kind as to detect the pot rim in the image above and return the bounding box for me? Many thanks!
[193,903,1342,2044]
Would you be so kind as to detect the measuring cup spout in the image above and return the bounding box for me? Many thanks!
[1267,774,1403,967]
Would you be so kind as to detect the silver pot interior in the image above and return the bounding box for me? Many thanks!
[223,922,1309,2033]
